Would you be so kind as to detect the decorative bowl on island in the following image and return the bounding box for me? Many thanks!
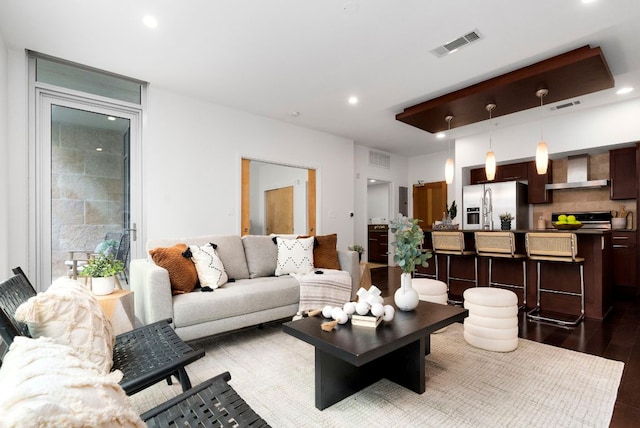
[552,223,583,230]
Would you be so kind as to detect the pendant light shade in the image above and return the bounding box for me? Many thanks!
[536,141,548,174]
[445,157,454,184]
[485,150,496,181]
[444,115,454,184]
[535,88,549,175]
[484,103,496,181]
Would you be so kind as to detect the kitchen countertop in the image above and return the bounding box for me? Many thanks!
[427,228,613,235]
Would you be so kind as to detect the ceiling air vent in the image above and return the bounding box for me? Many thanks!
[369,150,391,169]
[551,100,581,110]
[431,30,482,58]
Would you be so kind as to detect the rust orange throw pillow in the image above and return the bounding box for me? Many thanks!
[312,234,341,270]
[149,244,198,295]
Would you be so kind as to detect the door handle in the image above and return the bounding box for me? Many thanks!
[125,223,137,242]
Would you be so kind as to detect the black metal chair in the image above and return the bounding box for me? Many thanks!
[1,268,205,395]
[141,371,270,427]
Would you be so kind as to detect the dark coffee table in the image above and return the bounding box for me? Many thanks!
[282,299,468,409]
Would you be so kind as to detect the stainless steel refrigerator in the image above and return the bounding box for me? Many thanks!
[462,181,529,230]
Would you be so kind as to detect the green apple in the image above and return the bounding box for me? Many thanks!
[567,215,577,223]
[555,220,567,225]
[558,214,567,222]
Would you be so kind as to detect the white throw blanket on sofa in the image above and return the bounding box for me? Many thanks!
[291,269,352,313]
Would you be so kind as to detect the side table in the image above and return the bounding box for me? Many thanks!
[96,289,135,335]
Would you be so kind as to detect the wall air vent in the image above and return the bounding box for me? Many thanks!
[431,30,482,58]
[369,150,391,169]
[551,100,581,110]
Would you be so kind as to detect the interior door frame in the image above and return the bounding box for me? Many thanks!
[241,158,316,236]
[31,86,143,289]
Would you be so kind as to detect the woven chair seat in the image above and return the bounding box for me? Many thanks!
[141,371,270,427]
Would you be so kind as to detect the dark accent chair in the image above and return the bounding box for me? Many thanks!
[141,371,270,427]
[0,267,205,395]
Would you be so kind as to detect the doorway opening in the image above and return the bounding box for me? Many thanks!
[367,179,391,265]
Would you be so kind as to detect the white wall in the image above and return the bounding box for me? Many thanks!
[144,86,355,250]
[0,34,8,275]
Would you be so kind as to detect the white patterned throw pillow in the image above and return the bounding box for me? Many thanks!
[189,243,228,289]
[275,237,315,276]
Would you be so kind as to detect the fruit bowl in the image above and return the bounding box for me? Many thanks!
[553,223,583,230]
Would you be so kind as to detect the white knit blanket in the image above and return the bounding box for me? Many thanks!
[291,269,352,313]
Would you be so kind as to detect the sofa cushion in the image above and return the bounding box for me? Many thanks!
[313,234,341,270]
[147,235,250,280]
[275,237,315,276]
[0,336,145,428]
[14,277,115,374]
[172,276,300,328]
[189,243,228,289]
[242,235,278,278]
[149,243,198,294]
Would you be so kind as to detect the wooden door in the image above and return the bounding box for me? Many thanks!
[265,186,294,234]
[413,181,447,228]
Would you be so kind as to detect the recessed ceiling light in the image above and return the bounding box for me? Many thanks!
[96,147,103,152]
[436,132,446,139]
[581,0,597,4]
[143,15,158,28]
[107,116,116,121]
[616,87,634,95]
[290,111,300,117]
[348,96,358,105]
[369,179,376,183]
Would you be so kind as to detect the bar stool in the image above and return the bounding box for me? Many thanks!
[474,231,527,309]
[431,231,477,305]
[525,232,585,326]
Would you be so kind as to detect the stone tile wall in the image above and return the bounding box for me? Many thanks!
[51,122,125,279]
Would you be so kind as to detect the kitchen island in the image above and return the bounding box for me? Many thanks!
[416,229,613,321]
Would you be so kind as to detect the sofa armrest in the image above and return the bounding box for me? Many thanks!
[337,250,360,300]
[129,259,174,326]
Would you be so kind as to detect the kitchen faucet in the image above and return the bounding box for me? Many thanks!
[482,187,493,230]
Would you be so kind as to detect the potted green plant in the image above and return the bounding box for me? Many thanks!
[80,254,124,295]
[389,214,433,311]
[499,212,514,230]
[348,244,365,261]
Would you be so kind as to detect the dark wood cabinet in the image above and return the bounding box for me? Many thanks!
[499,162,529,182]
[470,161,529,184]
[612,230,637,297]
[367,225,389,264]
[610,146,637,200]
[528,160,553,204]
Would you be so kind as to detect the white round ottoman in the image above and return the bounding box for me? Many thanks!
[413,278,448,332]
[463,287,519,352]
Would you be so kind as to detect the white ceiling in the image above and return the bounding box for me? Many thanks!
[1,0,639,156]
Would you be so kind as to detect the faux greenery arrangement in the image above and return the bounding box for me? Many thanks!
[348,244,365,254]
[446,200,457,220]
[80,254,124,278]
[389,214,432,273]
[499,212,514,221]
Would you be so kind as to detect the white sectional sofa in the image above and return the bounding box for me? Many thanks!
[130,234,360,342]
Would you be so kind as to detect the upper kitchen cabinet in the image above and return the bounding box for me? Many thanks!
[610,146,637,200]
[469,161,529,184]
[528,160,553,204]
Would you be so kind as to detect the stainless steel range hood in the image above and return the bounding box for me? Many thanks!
[545,154,609,190]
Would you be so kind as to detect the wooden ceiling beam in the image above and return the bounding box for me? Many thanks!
[395,45,614,134]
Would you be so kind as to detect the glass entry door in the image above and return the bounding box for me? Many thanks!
[36,91,141,288]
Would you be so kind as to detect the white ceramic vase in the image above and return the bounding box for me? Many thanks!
[394,272,420,311]
[92,276,116,295]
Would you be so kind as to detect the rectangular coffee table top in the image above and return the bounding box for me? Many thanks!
[283,300,468,367]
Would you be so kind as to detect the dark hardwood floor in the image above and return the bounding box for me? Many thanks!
[370,266,640,428]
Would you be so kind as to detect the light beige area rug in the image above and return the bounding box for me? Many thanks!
[129,322,623,428]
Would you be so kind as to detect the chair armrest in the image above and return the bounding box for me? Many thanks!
[129,259,174,326]
[337,250,360,300]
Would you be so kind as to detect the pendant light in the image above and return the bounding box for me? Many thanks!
[485,103,496,181]
[535,88,549,175]
[444,115,454,184]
